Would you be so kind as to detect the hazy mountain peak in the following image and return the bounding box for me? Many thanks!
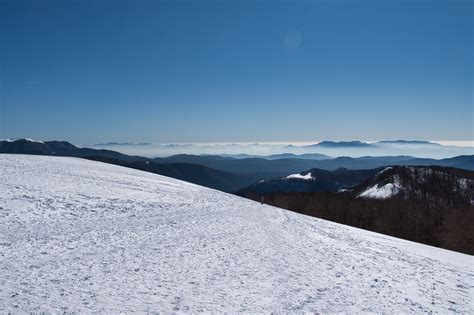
[316,141,371,148]
[377,140,438,145]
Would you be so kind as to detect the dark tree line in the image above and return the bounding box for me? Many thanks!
[243,191,474,254]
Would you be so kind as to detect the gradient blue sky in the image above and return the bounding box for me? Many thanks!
[1,0,472,144]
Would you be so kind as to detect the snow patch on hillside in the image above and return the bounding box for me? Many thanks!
[0,155,472,312]
[286,172,313,180]
[24,138,44,143]
[377,166,393,176]
[458,178,473,190]
[358,178,402,199]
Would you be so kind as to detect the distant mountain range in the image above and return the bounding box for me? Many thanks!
[85,139,473,159]
[220,152,332,160]
[377,140,435,145]
[1,139,473,193]
[310,140,372,148]
[155,154,474,177]
[239,165,474,254]
[0,139,253,192]
[93,142,153,146]
[311,140,438,147]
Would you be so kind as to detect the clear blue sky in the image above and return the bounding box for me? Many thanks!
[1,0,472,144]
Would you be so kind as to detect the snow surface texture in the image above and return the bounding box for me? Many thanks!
[286,172,313,180]
[0,154,472,312]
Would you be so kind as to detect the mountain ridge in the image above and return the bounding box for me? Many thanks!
[0,139,251,192]
[2,139,473,194]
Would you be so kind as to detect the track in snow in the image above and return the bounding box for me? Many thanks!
[0,154,472,312]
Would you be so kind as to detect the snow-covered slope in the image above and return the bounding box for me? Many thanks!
[0,154,472,312]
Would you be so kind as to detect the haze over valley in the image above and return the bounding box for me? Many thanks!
[86,140,474,159]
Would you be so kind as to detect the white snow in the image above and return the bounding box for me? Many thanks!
[0,138,45,143]
[458,178,473,191]
[0,154,472,312]
[286,172,313,180]
[24,138,44,143]
[377,166,393,176]
[358,177,402,199]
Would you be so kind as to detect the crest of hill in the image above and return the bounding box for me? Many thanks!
[0,154,472,312]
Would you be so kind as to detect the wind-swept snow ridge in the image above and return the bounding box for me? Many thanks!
[0,155,472,312]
